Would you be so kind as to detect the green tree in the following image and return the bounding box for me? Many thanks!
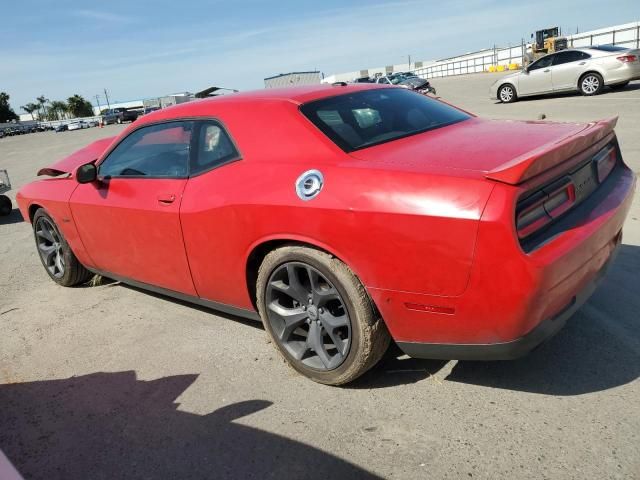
[21,102,39,120]
[36,95,49,121]
[0,92,19,122]
[48,100,68,121]
[66,94,94,118]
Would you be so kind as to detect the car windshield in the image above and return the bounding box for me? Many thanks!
[300,88,471,152]
[590,45,628,52]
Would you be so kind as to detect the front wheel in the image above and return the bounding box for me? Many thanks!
[0,195,11,216]
[256,246,390,385]
[579,72,604,96]
[32,209,93,286]
[498,84,517,103]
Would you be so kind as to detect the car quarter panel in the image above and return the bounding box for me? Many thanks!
[177,101,494,310]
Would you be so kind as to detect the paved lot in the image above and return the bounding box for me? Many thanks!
[1,77,639,480]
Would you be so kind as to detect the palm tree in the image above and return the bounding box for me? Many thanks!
[36,95,49,121]
[21,103,39,120]
[48,100,68,121]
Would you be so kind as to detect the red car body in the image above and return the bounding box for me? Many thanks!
[17,84,636,360]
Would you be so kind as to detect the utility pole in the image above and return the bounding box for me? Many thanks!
[407,54,412,71]
[95,94,101,115]
[103,88,111,110]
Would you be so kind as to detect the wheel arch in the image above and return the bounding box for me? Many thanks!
[245,235,371,312]
[498,81,518,96]
[578,70,604,88]
[28,203,44,223]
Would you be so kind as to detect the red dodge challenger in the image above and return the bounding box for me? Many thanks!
[17,84,636,385]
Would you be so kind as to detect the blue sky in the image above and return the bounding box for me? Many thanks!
[2,0,639,111]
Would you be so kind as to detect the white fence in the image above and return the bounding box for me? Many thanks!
[412,21,640,79]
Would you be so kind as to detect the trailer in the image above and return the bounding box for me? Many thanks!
[0,170,12,216]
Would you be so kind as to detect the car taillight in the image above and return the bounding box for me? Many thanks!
[616,54,637,63]
[516,179,576,239]
[594,144,617,182]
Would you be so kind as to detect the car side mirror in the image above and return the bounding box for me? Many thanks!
[76,162,97,184]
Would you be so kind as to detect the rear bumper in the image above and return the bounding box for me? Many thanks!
[604,63,640,85]
[396,240,618,360]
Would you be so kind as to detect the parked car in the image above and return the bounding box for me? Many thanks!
[102,107,142,125]
[55,124,68,132]
[375,72,436,95]
[0,169,12,216]
[68,121,89,131]
[16,84,636,385]
[492,45,640,102]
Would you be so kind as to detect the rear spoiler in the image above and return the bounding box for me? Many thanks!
[485,116,618,185]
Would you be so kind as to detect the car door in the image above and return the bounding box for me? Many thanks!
[519,54,555,95]
[179,120,247,306]
[551,50,592,91]
[70,120,198,295]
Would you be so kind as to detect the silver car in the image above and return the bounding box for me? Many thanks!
[491,45,640,103]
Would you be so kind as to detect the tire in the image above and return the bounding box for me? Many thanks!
[610,82,629,90]
[579,72,604,96]
[256,246,391,385]
[116,117,122,124]
[0,195,11,216]
[32,209,93,287]
[498,84,517,103]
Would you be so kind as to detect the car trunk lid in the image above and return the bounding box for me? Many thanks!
[348,116,618,185]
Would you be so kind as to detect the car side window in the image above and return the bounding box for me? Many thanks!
[528,55,554,71]
[99,122,193,178]
[191,121,240,176]
[553,50,591,65]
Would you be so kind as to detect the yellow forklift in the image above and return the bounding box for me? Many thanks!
[524,27,568,65]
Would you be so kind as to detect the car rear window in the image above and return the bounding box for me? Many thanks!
[300,88,471,152]
[590,45,628,52]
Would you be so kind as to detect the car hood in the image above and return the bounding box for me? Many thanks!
[348,117,617,184]
[399,77,429,89]
[37,136,116,177]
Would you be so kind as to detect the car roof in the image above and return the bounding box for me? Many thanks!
[135,83,392,125]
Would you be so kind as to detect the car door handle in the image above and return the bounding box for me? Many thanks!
[543,69,551,73]
[157,194,176,205]
[579,62,586,65]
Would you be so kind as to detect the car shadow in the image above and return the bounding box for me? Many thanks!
[0,371,381,480]
[118,282,265,331]
[78,245,639,395]
[0,208,24,225]
[352,244,640,394]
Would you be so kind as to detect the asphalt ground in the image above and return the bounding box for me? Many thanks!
[1,75,639,479]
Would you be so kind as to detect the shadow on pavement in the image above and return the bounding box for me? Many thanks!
[0,371,380,480]
[0,208,24,226]
[446,244,640,395]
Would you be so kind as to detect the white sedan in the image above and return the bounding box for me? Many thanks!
[491,45,640,103]
[67,121,90,131]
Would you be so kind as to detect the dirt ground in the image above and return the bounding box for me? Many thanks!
[1,76,639,480]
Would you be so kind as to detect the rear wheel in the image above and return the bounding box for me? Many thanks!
[610,82,629,90]
[579,72,604,96]
[33,209,93,286]
[256,246,390,385]
[498,84,517,103]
